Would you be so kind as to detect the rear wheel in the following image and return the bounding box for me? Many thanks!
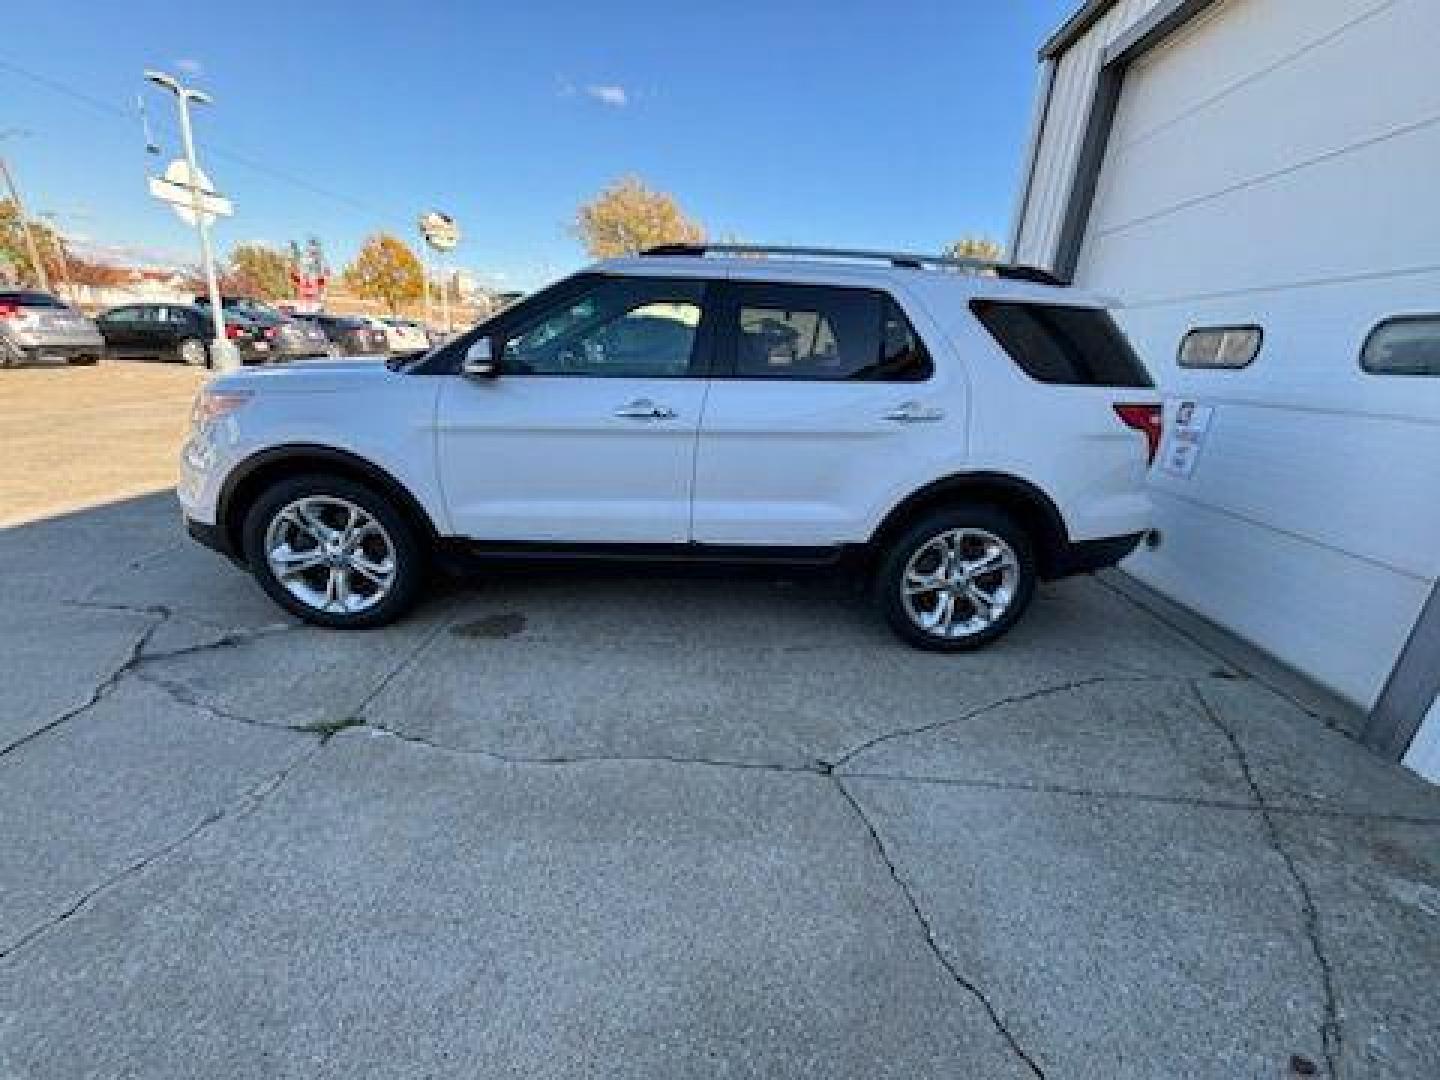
[178,337,210,368]
[242,474,425,629]
[876,506,1036,651]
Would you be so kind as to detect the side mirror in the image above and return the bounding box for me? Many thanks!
[461,337,498,378]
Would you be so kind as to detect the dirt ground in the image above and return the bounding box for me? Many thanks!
[0,361,204,527]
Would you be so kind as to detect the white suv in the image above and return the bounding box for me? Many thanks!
[179,245,1159,651]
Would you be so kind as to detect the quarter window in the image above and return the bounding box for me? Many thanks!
[1178,325,1262,369]
[971,300,1153,387]
[1362,315,1440,377]
[500,277,705,378]
[728,283,930,381]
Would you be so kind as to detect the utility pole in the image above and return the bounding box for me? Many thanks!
[144,70,235,369]
[0,132,51,292]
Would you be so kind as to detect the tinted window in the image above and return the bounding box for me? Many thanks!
[971,300,1152,387]
[1179,325,1262,369]
[1362,315,1440,377]
[501,277,705,378]
[0,291,64,308]
[728,283,929,381]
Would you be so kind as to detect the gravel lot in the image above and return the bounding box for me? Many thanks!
[0,362,203,527]
[2,362,1438,1078]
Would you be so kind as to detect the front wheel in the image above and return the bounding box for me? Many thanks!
[242,474,425,629]
[178,337,210,368]
[876,506,1036,652]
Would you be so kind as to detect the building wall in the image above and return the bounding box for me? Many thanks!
[1013,0,1440,715]
[1011,0,1165,269]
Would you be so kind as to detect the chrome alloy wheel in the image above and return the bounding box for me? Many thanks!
[180,338,208,367]
[900,527,1020,640]
[264,496,396,615]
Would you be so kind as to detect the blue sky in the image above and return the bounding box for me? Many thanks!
[6,1,1072,291]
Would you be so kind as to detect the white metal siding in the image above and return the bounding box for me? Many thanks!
[1012,0,1166,268]
[1070,0,1440,715]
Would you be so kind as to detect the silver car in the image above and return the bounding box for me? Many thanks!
[0,290,105,367]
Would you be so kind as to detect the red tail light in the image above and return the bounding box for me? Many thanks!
[225,324,244,339]
[1114,403,1163,465]
[0,303,19,319]
[263,326,277,340]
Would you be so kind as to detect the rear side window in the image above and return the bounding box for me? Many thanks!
[1362,315,1440,377]
[728,283,930,382]
[971,299,1152,387]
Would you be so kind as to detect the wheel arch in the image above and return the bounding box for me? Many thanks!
[869,472,1071,579]
[218,444,441,562]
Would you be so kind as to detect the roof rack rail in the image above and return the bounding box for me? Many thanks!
[639,243,1064,286]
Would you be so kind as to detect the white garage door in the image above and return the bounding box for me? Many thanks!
[1074,0,1440,709]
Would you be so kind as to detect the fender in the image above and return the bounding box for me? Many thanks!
[217,443,443,558]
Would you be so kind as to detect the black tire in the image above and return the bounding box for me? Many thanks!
[241,473,426,629]
[69,354,99,366]
[875,504,1037,652]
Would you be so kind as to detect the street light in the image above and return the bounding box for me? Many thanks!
[143,69,234,369]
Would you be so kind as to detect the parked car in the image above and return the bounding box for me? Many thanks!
[95,303,267,367]
[0,290,104,367]
[195,296,332,361]
[178,244,1160,648]
[305,314,390,356]
[377,317,431,355]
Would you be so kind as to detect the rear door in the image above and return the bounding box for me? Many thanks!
[436,274,717,543]
[692,280,957,546]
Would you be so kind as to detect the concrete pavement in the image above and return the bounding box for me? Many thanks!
[2,491,1437,1078]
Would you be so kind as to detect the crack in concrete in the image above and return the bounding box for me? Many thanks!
[0,736,324,966]
[834,777,1047,1079]
[842,770,1440,826]
[358,723,832,776]
[1190,680,1344,1078]
[829,674,1167,771]
[0,605,172,760]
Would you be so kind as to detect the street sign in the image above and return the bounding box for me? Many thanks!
[419,210,460,251]
[148,158,232,227]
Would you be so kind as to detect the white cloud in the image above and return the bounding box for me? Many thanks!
[175,58,203,76]
[585,84,627,107]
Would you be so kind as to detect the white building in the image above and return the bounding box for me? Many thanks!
[1011,0,1439,779]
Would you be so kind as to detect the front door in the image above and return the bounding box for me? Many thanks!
[436,275,715,543]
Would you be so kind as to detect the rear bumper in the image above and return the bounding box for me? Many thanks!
[1050,531,1145,579]
[5,342,104,363]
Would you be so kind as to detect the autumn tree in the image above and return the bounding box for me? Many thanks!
[342,233,424,315]
[66,256,130,288]
[944,236,1004,263]
[228,243,293,301]
[573,176,704,258]
[0,199,66,288]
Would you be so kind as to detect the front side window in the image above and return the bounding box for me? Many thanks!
[501,277,705,378]
[728,283,930,381]
[1362,315,1440,377]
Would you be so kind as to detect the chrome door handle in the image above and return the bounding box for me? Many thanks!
[883,401,945,423]
[614,398,677,420]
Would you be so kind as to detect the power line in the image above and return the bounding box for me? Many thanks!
[0,56,407,229]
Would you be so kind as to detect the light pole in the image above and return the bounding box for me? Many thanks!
[0,129,50,291]
[143,70,231,366]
